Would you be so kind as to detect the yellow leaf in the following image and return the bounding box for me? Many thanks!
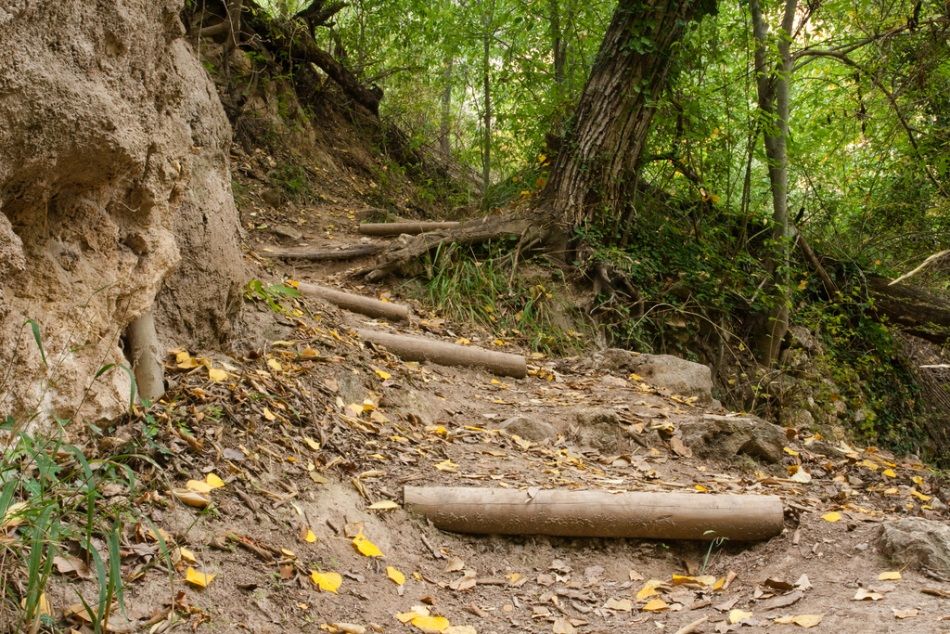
[857,459,879,471]
[435,459,458,473]
[208,367,228,382]
[635,579,665,601]
[878,571,901,581]
[694,484,709,493]
[882,468,897,478]
[728,609,753,624]
[783,447,800,457]
[304,529,317,543]
[304,437,321,451]
[430,425,448,437]
[353,532,384,558]
[171,488,211,509]
[387,566,406,586]
[205,473,225,489]
[641,598,668,612]
[713,577,726,591]
[368,500,400,511]
[374,368,391,380]
[178,547,197,563]
[185,479,213,493]
[910,489,931,502]
[911,475,924,486]
[774,614,823,628]
[185,567,215,588]
[267,358,283,372]
[411,615,450,633]
[262,407,276,421]
[821,511,842,523]
[310,571,342,593]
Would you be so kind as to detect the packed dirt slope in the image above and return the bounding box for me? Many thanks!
[0,0,244,427]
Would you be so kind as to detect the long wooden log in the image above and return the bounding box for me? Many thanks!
[868,275,950,344]
[358,221,460,236]
[298,283,410,322]
[261,244,383,261]
[404,486,785,541]
[358,329,527,378]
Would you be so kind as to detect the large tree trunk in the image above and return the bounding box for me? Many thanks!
[750,0,797,366]
[541,0,716,236]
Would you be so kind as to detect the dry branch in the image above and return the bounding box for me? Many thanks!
[404,486,785,541]
[359,329,527,378]
[356,212,537,281]
[261,244,383,261]
[358,221,460,236]
[298,283,410,322]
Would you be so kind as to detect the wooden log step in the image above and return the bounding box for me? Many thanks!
[358,329,527,378]
[404,486,785,541]
[358,221,460,236]
[298,283,410,322]
[262,244,383,261]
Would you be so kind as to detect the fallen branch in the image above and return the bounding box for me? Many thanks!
[358,221,460,236]
[889,249,949,286]
[404,486,784,541]
[356,212,538,281]
[868,275,950,344]
[261,244,383,261]
[298,283,410,322]
[359,329,527,378]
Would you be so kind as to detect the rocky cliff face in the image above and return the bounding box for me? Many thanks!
[0,0,244,426]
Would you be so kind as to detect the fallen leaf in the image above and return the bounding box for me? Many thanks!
[552,617,576,634]
[790,469,812,484]
[878,571,901,581]
[262,407,277,421]
[267,358,283,372]
[604,597,633,611]
[774,614,823,628]
[208,367,228,382]
[892,608,918,619]
[369,500,400,511]
[387,566,406,586]
[304,529,317,543]
[171,488,210,509]
[853,588,883,601]
[882,468,897,478]
[821,511,842,523]
[636,579,665,600]
[311,571,342,593]
[186,479,213,493]
[304,437,321,451]
[670,436,692,458]
[178,547,197,564]
[185,567,215,588]
[641,598,669,612]
[411,614,450,633]
[374,368,392,380]
[435,459,458,473]
[728,609,753,624]
[910,489,931,502]
[205,473,225,489]
[353,532,384,558]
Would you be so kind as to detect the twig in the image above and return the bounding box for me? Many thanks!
[673,615,709,634]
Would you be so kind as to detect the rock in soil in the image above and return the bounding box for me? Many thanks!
[877,517,950,581]
[678,414,785,463]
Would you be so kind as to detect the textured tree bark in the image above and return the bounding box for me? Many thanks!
[299,283,410,322]
[868,276,950,344]
[127,311,165,402]
[404,486,785,541]
[359,329,527,378]
[262,244,383,261]
[541,0,717,234]
[359,221,460,236]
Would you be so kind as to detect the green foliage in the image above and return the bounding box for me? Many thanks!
[244,279,301,314]
[270,163,312,200]
[408,244,587,354]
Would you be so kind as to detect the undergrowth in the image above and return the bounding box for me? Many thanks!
[404,243,589,355]
[0,323,159,633]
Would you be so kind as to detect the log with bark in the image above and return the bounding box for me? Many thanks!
[359,329,527,378]
[868,275,950,344]
[299,283,410,322]
[404,486,785,541]
[127,310,165,401]
[242,1,381,115]
[359,221,460,236]
[262,244,383,261]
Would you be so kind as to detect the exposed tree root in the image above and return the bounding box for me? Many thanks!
[354,212,546,281]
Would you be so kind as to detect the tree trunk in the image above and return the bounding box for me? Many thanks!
[541,0,716,236]
[750,0,797,366]
[439,57,454,157]
[481,16,493,204]
[549,0,566,87]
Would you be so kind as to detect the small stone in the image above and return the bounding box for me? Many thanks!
[497,415,557,442]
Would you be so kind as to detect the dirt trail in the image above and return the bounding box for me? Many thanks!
[49,192,950,634]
